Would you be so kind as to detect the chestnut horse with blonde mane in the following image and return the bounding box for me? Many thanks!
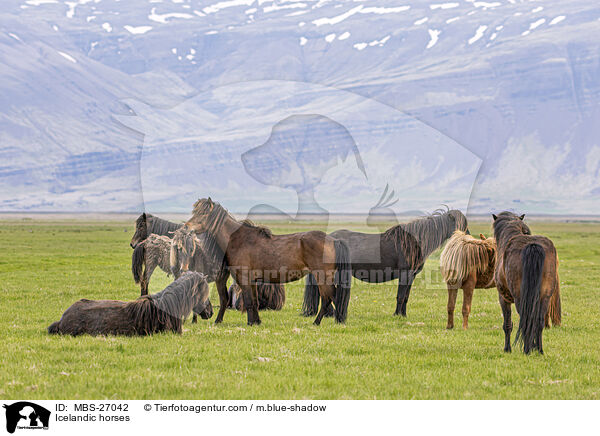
[185,198,351,326]
[440,231,498,330]
[441,230,561,331]
[493,212,561,354]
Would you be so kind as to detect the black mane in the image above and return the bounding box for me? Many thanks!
[147,214,182,237]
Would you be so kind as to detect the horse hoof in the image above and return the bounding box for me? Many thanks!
[446,325,454,330]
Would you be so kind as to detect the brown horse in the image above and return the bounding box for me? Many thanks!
[185,198,352,326]
[170,227,286,313]
[440,231,497,329]
[228,282,285,311]
[47,272,213,336]
[131,234,173,296]
[493,212,561,354]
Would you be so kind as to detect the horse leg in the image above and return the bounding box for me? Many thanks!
[399,282,414,317]
[462,278,475,330]
[242,284,261,326]
[214,274,229,324]
[314,295,333,326]
[251,283,261,325]
[538,296,551,355]
[142,262,157,296]
[499,294,512,353]
[394,269,416,317]
[394,282,407,316]
[447,286,458,329]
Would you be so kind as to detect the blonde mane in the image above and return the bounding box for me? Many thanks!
[440,231,497,285]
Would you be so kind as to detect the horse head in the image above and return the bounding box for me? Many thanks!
[131,212,149,248]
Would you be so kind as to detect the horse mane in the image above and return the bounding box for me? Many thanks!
[493,212,531,248]
[241,219,273,238]
[383,209,467,267]
[191,199,273,257]
[125,272,205,334]
[440,231,497,285]
[146,214,182,237]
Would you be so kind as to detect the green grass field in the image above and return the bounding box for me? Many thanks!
[1,219,599,399]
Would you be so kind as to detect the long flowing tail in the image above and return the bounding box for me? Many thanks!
[47,321,60,334]
[302,273,320,317]
[333,240,352,323]
[547,283,562,327]
[132,243,146,284]
[515,243,546,354]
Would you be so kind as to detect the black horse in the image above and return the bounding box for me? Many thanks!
[303,208,469,318]
[130,213,182,248]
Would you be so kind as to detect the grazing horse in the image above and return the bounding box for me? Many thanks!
[130,213,182,248]
[185,198,352,326]
[493,212,561,354]
[303,208,469,318]
[440,231,497,329]
[47,272,213,336]
[131,234,173,296]
[228,282,286,311]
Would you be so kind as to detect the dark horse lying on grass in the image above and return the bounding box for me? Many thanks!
[493,212,561,354]
[47,272,213,336]
[130,213,182,248]
[185,198,351,326]
[132,233,173,296]
[303,207,468,319]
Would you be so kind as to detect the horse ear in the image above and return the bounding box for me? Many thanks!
[492,214,498,221]
[480,234,486,240]
[142,212,147,219]
[519,214,525,220]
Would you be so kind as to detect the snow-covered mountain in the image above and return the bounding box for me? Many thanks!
[1,0,599,215]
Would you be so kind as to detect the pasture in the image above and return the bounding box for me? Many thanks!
[0,218,599,399]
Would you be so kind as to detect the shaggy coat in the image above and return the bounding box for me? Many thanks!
[440,231,497,329]
[170,227,226,282]
[47,272,212,336]
[132,234,173,295]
